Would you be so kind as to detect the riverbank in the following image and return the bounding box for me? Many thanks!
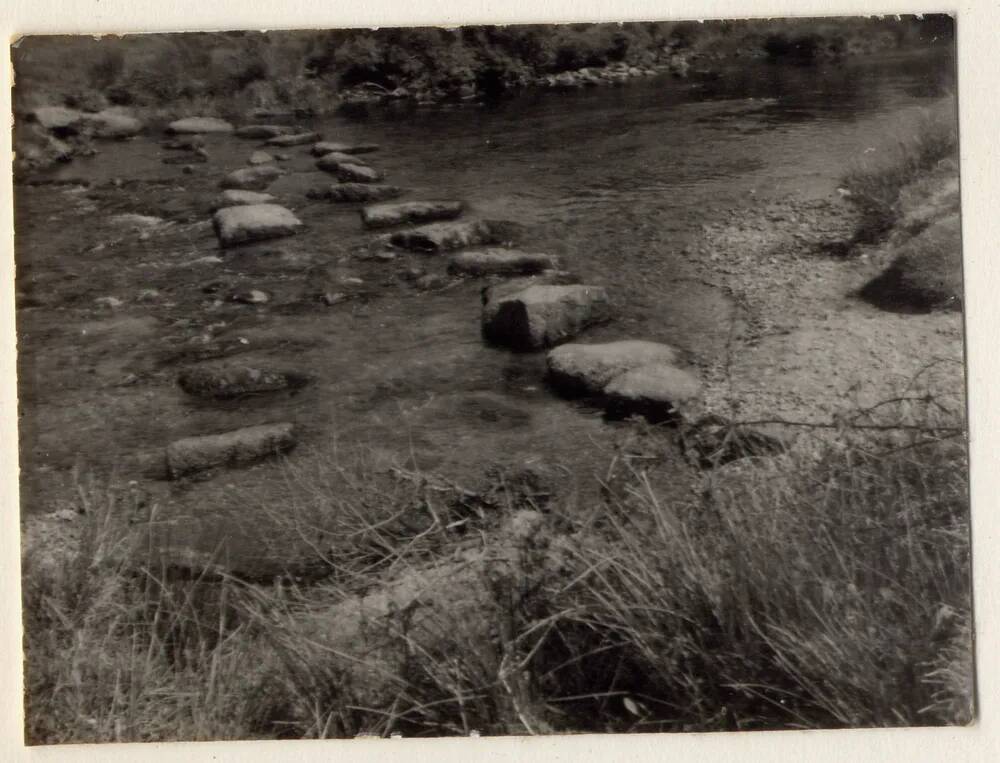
[12,17,955,175]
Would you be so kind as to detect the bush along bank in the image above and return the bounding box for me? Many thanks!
[839,101,962,312]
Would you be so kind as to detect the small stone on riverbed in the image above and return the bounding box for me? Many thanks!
[213,204,303,248]
[178,364,310,399]
[248,151,275,165]
[229,289,270,305]
[219,165,284,191]
[482,284,612,350]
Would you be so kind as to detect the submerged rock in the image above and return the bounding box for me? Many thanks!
[234,124,296,139]
[162,136,206,151]
[546,340,682,397]
[248,150,275,165]
[387,220,511,253]
[216,189,277,208]
[213,204,303,248]
[306,183,404,203]
[219,165,284,191]
[316,152,370,172]
[448,249,558,276]
[178,364,310,399]
[482,284,612,350]
[266,131,322,147]
[165,422,297,478]
[361,200,464,229]
[311,141,380,156]
[166,117,234,134]
[335,163,384,183]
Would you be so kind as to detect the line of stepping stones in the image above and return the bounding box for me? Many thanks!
[156,115,777,480]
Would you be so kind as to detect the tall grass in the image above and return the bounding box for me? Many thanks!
[841,102,959,244]
[21,392,973,741]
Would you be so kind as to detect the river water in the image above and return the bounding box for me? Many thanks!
[16,49,956,572]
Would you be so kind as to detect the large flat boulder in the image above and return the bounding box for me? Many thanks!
[448,249,558,276]
[311,141,380,156]
[387,220,508,253]
[165,422,296,478]
[361,200,464,229]
[178,364,310,399]
[306,183,404,203]
[31,106,84,133]
[83,110,143,139]
[213,204,303,248]
[602,363,702,422]
[216,189,276,208]
[336,163,384,183]
[546,340,682,397]
[166,117,234,134]
[234,124,296,139]
[316,152,370,173]
[482,284,611,350]
[219,165,284,191]
[266,131,322,147]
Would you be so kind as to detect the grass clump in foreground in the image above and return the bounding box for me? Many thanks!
[21,397,973,741]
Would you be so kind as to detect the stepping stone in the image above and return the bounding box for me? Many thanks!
[248,150,275,165]
[216,189,277,208]
[306,183,404,203]
[165,422,297,478]
[448,249,558,276]
[602,364,702,422]
[266,131,322,147]
[386,220,509,253]
[163,152,207,165]
[336,163,384,183]
[213,204,303,248]
[234,125,296,139]
[162,136,205,150]
[361,200,464,229]
[219,165,283,191]
[316,152,370,172]
[546,340,682,397]
[311,141,380,156]
[482,284,611,350]
[178,364,311,399]
[166,117,234,134]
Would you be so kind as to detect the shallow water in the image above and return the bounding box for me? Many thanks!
[16,50,956,571]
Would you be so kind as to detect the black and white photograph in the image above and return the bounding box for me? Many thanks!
[8,10,977,747]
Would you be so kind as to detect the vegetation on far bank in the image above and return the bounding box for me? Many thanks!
[13,16,954,119]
